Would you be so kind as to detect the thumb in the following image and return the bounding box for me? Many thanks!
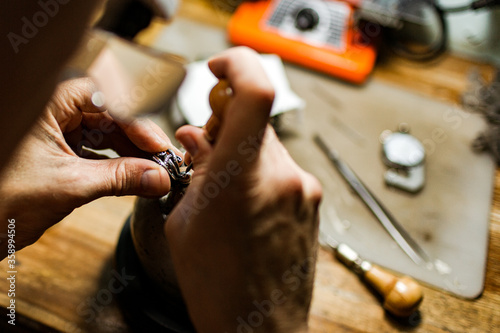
[81,157,171,199]
[176,125,213,172]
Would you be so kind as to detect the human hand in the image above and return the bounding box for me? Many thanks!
[165,47,322,333]
[0,77,177,256]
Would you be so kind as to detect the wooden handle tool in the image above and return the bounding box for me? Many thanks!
[321,236,423,317]
[205,79,233,142]
[363,264,423,317]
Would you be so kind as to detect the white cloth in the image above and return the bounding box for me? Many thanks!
[176,54,305,127]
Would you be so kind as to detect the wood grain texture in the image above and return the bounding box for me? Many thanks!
[373,55,496,105]
[1,1,499,332]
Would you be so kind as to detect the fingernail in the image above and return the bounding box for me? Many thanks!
[141,169,162,194]
[181,134,198,157]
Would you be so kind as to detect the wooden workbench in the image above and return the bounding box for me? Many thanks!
[1,1,499,332]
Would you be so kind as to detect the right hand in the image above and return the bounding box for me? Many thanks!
[165,47,322,333]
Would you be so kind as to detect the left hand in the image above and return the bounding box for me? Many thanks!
[0,77,177,255]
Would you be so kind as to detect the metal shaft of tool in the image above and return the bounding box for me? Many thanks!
[314,135,431,266]
[319,231,372,275]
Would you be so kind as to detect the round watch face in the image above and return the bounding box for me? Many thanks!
[383,132,425,167]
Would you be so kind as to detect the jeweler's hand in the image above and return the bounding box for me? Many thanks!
[166,47,322,333]
[0,77,177,256]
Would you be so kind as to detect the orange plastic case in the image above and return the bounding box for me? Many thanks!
[228,0,377,84]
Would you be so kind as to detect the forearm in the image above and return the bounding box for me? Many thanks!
[0,0,103,172]
[173,253,314,333]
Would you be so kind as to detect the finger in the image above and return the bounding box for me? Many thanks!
[81,157,171,199]
[207,47,274,169]
[55,77,104,113]
[114,117,181,155]
[51,78,181,157]
[84,135,145,159]
[300,171,323,209]
[48,77,104,132]
[67,123,178,162]
[74,111,182,159]
[183,151,192,166]
[79,148,112,160]
[176,125,213,172]
[63,120,147,159]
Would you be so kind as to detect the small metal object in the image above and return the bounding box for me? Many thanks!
[319,231,371,275]
[314,134,432,266]
[381,129,425,193]
[151,149,191,214]
[151,149,190,184]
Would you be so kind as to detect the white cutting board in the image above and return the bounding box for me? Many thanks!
[282,66,495,299]
[152,17,496,299]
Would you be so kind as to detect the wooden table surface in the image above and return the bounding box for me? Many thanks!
[1,1,499,332]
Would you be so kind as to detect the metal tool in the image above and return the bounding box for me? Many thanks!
[319,231,423,317]
[313,134,431,266]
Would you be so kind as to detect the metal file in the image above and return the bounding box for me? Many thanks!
[314,134,431,266]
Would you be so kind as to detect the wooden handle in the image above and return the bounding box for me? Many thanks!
[205,79,232,142]
[364,265,423,317]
